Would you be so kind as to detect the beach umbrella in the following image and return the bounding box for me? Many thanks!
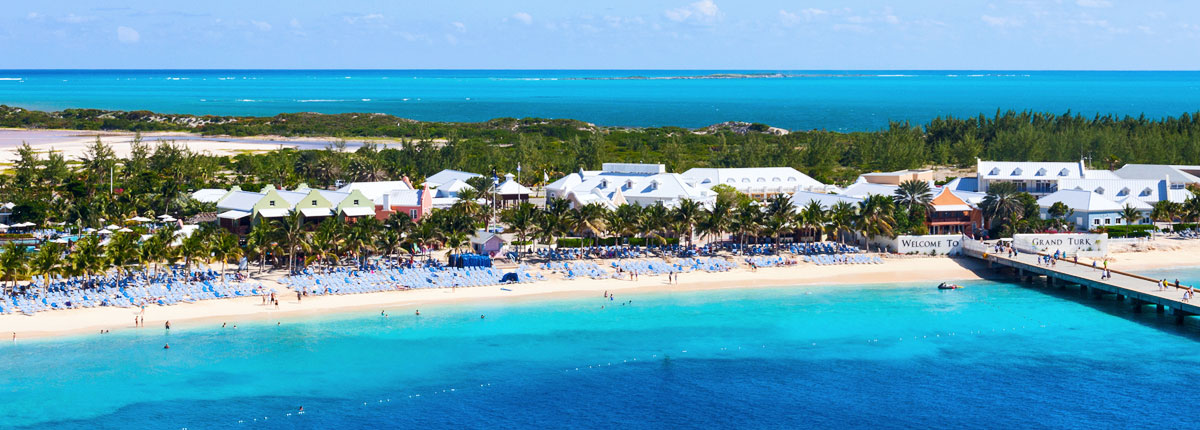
[117,227,133,233]
[127,216,152,223]
[0,223,7,229]
[157,214,172,219]
[104,224,120,230]
[97,229,113,235]
[51,238,69,244]
[161,216,177,222]
[83,227,96,232]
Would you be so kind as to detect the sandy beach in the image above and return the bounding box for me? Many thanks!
[0,128,434,163]
[0,255,988,340]
[2,239,1197,341]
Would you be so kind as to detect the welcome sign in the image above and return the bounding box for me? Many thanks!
[1012,233,1108,258]
[874,234,966,255]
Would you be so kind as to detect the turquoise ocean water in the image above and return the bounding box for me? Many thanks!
[4,269,1200,429]
[2,70,1200,131]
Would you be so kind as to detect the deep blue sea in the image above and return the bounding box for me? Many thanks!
[2,70,1200,130]
[5,268,1200,429]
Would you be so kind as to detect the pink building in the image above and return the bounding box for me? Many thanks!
[376,183,434,221]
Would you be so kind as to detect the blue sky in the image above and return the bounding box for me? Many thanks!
[1,0,1195,69]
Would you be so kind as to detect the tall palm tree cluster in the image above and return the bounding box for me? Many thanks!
[499,192,908,257]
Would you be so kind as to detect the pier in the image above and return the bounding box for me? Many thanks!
[961,240,1197,323]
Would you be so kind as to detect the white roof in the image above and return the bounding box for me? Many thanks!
[426,169,482,187]
[217,191,264,212]
[337,181,412,201]
[1057,178,1164,202]
[257,208,290,218]
[791,191,863,209]
[1115,195,1153,210]
[190,188,229,203]
[341,207,376,217]
[1114,164,1200,183]
[978,160,1083,180]
[436,178,474,194]
[495,175,533,196]
[682,167,824,192]
[299,207,333,217]
[218,210,251,220]
[622,173,713,206]
[382,189,422,207]
[1036,189,1123,212]
[933,205,973,212]
[316,190,352,206]
[838,182,900,198]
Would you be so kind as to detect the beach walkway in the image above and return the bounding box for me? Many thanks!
[962,240,1199,323]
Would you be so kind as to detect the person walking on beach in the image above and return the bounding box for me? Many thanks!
[165,321,170,330]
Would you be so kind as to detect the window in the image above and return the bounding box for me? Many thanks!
[1140,188,1153,196]
[409,209,417,219]
[599,179,608,189]
[1117,188,1129,197]
[771,177,781,182]
[353,199,359,205]
[1105,218,1112,225]
[311,200,317,205]
[1011,168,1023,176]
[269,200,276,206]
[1094,187,1105,195]
[756,178,766,182]
[787,177,797,182]
[989,168,1000,175]
[1035,168,1046,176]
[1094,219,1101,225]
[1058,168,1070,176]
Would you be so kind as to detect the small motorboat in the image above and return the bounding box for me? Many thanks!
[937,282,961,290]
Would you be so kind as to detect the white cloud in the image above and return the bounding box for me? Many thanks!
[116,26,140,43]
[251,20,272,31]
[512,12,532,25]
[58,14,95,24]
[452,21,466,32]
[665,0,721,24]
[25,12,42,21]
[1076,0,1112,7]
[290,18,302,29]
[344,13,384,25]
[779,8,828,25]
[981,15,1022,28]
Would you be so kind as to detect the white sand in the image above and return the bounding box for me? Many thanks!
[0,256,988,339]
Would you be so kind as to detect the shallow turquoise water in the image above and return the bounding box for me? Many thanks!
[2,70,1200,131]
[3,275,1200,429]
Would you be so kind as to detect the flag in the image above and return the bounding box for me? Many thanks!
[543,171,549,182]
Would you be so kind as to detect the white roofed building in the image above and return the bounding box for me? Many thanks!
[1036,189,1125,231]
[546,163,713,208]
[976,159,1092,196]
[681,167,827,200]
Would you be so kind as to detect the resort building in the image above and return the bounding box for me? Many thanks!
[214,185,375,233]
[1036,189,1125,230]
[857,169,934,186]
[1113,164,1200,185]
[975,159,1118,196]
[425,169,483,188]
[547,163,714,208]
[1056,178,1182,204]
[680,167,827,200]
[491,173,533,208]
[470,231,506,256]
[927,188,983,236]
[337,180,413,202]
[790,191,863,209]
[376,183,434,221]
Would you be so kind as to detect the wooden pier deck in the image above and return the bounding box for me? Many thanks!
[962,241,1198,323]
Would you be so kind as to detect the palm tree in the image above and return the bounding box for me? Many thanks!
[980,182,1023,234]
[856,195,897,250]
[826,201,856,245]
[30,242,63,290]
[640,203,671,245]
[211,231,241,280]
[762,194,794,250]
[1184,194,1200,224]
[570,203,608,240]
[501,202,538,259]
[69,236,105,289]
[732,201,762,247]
[245,220,278,274]
[607,204,642,245]
[179,230,209,273]
[672,199,703,247]
[799,200,827,243]
[894,179,934,214]
[1119,204,1143,226]
[279,212,309,274]
[697,199,732,245]
[1151,200,1181,231]
[0,242,29,293]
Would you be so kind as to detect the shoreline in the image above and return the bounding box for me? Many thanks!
[0,256,989,341]
[3,241,1198,342]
